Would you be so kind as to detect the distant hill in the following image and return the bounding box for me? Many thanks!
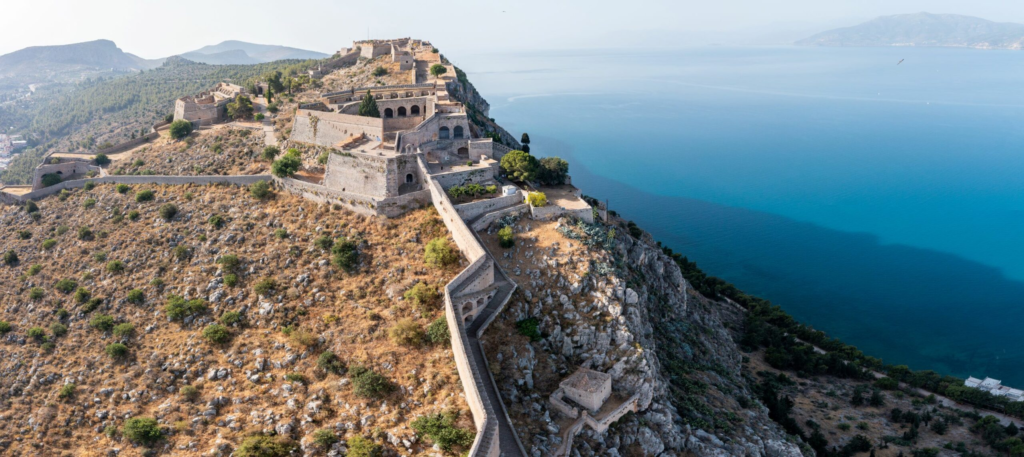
[0,39,158,76]
[176,40,328,65]
[796,13,1024,50]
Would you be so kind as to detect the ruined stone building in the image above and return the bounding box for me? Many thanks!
[173,82,245,126]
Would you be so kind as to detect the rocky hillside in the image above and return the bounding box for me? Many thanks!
[479,215,1010,456]
[108,127,270,177]
[0,183,476,456]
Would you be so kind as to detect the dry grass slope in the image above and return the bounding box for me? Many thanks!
[0,183,473,456]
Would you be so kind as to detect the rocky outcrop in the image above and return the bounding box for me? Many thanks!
[483,217,804,456]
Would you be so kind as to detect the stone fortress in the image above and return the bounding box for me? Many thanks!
[173,82,246,127]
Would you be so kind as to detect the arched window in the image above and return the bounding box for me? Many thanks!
[462,302,473,315]
[397,106,407,116]
[457,147,469,158]
[405,173,414,183]
[410,105,420,115]
[439,126,450,139]
[384,108,394,118]
[453,125,464,139]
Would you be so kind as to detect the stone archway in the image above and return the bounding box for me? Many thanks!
[457,147,469,158]
[406,173,414,183]
[439,126,450,140]
[453,125,464,139]
[384,108,394,118]
[398,106,407,117]
[410,105,420,115]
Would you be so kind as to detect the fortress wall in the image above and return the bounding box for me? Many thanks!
[470,204,529,232]
[291,110,384,146]
[383,115,425,132]
[432,167,493,189]
[454,192,524,221]
[31,161,98,189]
[469,139,494,160]
[16,175,271,203]
[322,152,391,198]
[275,177,380,216]
[96,131,159,155]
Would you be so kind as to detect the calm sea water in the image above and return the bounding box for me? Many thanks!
[456,46,1024,385]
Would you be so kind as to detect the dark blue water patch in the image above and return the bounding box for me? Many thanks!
[550,141,1024,385]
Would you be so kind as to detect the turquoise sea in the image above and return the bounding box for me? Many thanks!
[457,46,1024,385]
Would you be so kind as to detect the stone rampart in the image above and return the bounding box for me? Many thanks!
[470,204,529,232]
[454,192,524,221]
[275,176,430,218]
[31,161,99,189]
[432,167,493,190]
[95,119,169,155]
[291,110,384,146]
[530,203,594,224]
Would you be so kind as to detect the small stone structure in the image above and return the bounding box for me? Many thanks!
[965,376,1024,402]
[559,368,612,413]
[549,368,643,456]
[173,83,245,126]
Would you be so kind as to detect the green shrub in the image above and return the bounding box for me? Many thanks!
[159,203,177,221]
[17,230,31,240]
[311,428,338,449]
[249,180,272,200]
[83,181,96,191]
[317,350,346,375]
[235,434,295,457]
[93,251,107,262]
[24,200,39,213]
[27,326,45,341]
[41,239,57,250]
[56,308,69,319]
[40,341,55,352]
[271,151,302,177]
[3,250,17,265]
[180,385,200,401]
[173,245,190,261]
[261,146,280,161]
[90,314,115,332]
[27,264,42,276]
[126,289,144,304]
[223,273,238,287]
[135,190,155,202]
[516,317,542,341]
[106,260,125,273]
[313,236,333,251]
[526,191,547,207]
[217,254,240,273]
[83,198,96,209]
[424,237,457,268]
[54,278,77,293]
[498,226,515,248]
[40,173,61,187]
[389,318,424,347]
[284,372,307,383]
[105,342,129,358]
[875,377,899,390]
[122,417,161,445]
[77,226,93,240]
[273,228,288,239]
[208,214,225,228]
[82,297,103,313]
[220,311,242,325]
[29,287,45,300]
[331,237,359,271]
[49,322,68,337]
[500,149,538,182]
[411,411,475,452]
[0,321,10,333]
[113,323,135,338]
[254,277,278,297]
[346,436,382,457]
[59,383,76,399]
[164,295,207,320]
[372,66,388,77]
[128,210,140,220]
[169,119,193,139]
[427,317,449,345]
[404,282,440,315]
[74,287,91,303]
[350,365,394,399]
[202,324,230,344]
[115,183,131,194]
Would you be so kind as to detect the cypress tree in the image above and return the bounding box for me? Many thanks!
[358,90,380,118]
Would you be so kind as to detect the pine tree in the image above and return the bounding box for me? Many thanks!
[521,132,530,145]
[358,90,380,118]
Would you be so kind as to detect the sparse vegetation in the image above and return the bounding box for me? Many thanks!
[498,225,515,248]
[169,120,193,140]
[350,365,394,399]
[105,342,128,358]
[389,318,425,347]
[164,295,207,320]
[159,203,177,221]
[135,189,155,202]
[235,434,295,457]
[250,180,272,199]
[122,417,162,445]
[202,324,230,344]
[424,237,458,268]
[404,282,440,314]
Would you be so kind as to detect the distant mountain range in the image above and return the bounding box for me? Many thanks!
[0,39,329,90]
[797,13,1024,50]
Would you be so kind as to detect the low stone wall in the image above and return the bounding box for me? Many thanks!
[454,191,523,221]
[584,392,641,434]
[530,203,594,224]
[96,120,171,155]
[31,161,101,190]
[470,204,529,232]
[11,175,271,203]
[549,388,579,419]
[432,167,493,190]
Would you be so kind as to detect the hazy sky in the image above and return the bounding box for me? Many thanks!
[1,0,1022,58]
